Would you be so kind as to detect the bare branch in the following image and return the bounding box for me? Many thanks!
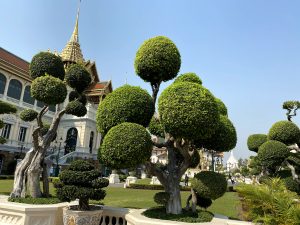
[286,161,300,183]
[32,127,40,150]
[145,162,167,187]
[37,105,49,128]
[174,138,194,177]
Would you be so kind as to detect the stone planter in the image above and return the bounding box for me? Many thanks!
[63,205,103,225]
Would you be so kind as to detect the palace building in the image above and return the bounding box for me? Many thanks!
[0,9,112,175]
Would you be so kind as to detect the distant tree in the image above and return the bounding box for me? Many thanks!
[247,120,300,185]
[283,100,300,121]
[97,36,237,214]
[11,52,92,198]
[0,100,17,144]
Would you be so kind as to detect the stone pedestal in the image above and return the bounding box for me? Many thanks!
[150,176,161,185]
[109,173,120,184]
[125,176,137,187]
[141,172,147,179]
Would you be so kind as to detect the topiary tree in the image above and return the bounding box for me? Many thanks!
[11,52,92,198]
[248,114,300,184]
[56,160,109,210]
[283,100,300,121]
[97,36,236,214]
[247,134,267,153]
[0,100,17,144]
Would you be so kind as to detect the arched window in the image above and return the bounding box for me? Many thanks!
[23,85,35,105]
[89,131,94,154]
[65,127,78,155]
[0,73,6,94]
[7,79,22,100]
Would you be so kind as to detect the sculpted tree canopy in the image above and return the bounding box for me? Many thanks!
[247,134,268,153]
[96,36,237,215]
[96,85,154,135]
[268,120,300,145]
[11,52,92,199]
[215,98,228,116]
[283,100,300,121]
[0,100,16,144]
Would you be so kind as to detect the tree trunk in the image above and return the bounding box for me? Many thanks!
[27,151,43,198]
[42,160,49,197]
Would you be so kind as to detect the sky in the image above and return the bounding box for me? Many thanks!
[1,0,300,162]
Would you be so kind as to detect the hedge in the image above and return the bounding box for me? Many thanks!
[128,183,190,191]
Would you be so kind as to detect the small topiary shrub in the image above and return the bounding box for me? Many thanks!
[0,100,17,114]
[196,195,212,210]
[31,75,67,105]
[29,52,65,80]
[247,134,268,153]
[268,120,300,145]
[65,64,92,93]
[99,122,152,169]
[135,36,181,84]
[191,171,227,200]
[283,176,300,194]
[97,85,154,135]
[173,72,202,85]
[257,140,290,169]
[56,160,109,210]
[20,109,38,122]
[154,192,170,206]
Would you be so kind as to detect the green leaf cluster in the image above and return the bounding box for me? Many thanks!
[65,64,92,93]
[191,171,227,200]
[215,98,228,116]
[148,116,165,138]
[0,100,17,114]
[29,52,65,80]
[99,122,152,169]
[173,72,202,85]
[247,134,267,153]
[65,100,87,117]
[31,75,67,105]
[268,120,300,145]
[96,85,154,135]
[153,192,170,206]
[135,36,181,84]
[158,82,219,140]
[20,109,38,122]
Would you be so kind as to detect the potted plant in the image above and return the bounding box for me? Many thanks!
[55,160,109,225]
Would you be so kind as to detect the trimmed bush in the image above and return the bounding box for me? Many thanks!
[191,171,227,200]
[158,82,219,140]
[148,116,165,138]
[257,140,290,169]
[96,85,154,135]
[20,109,38,122]
[247,134,268,153]
[196,195,212,209]
[65,100,87,117]
[0,100,17,114]
[99,122,152,169]
[69,90,79,102]
[29,52,65,80]
[196,115,237,152]
[135,36,181,84]
[31,75,67,105]
[128,183,191,191]
[174,73,202,85]
[283,176,300,194]
[56,160,108,210]
[215,98,228,116]
[65,64,92,93]
[154,192,170,206]
[268,120,300,145]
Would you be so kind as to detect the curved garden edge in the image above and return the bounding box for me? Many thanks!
[125,209,254,225]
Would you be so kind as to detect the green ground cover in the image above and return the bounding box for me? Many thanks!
[0,179,241,219]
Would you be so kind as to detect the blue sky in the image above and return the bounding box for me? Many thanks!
[1,0,300,161]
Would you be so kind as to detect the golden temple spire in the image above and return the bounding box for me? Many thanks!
[61,2,84,65]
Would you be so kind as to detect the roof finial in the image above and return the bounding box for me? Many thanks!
[70,1,80,43]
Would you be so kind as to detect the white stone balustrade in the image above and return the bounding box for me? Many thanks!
[100,206,133,225]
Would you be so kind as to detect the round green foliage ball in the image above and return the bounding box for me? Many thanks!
[65,100,87,117]
[283,176,300,194]
[69,91,79,102]
[197,115,237,152]
[196,195,212,209]
[268,121,300,145]
[31,75,67,105]
[215,98,228,116]
[97,85,154,135]
[20,109,38,122]
[257,140,290,169]
[135,36,181,84]
[99,122,152,169]
[0,100,17,114]
[174,72,202,85]
[0,120,4,129]
[191,171,227,200]
[65,64,92,93]
[29,52,65,80]
[148,116,165,138]
[154,192,170,206]
[158,82,219,139]
[247,134,268,153]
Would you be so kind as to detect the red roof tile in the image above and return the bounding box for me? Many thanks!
[0,47,29,72]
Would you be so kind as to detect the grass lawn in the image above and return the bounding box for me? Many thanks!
[0,179,241,219]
